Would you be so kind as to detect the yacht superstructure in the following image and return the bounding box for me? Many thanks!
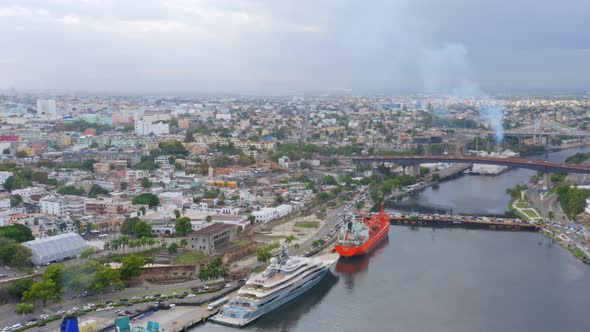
[209,247,338,327]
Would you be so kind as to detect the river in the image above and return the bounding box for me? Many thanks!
[200,227,590,332]
[389,146,590,216]
[197,146,590,332]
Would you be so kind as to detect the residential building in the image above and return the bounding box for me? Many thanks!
[40,195,67,216]
[188,222,236,254]
[85,197,132,215]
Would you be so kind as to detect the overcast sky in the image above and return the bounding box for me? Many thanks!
[0,0,588,95]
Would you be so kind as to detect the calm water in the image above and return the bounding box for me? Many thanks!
[197,146,590,332]
[200,227,590,332]
[389,146,590,215]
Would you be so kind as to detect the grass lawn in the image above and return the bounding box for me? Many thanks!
[173,250,208,265]
[294,222,320,228]
[521,209,541,219]
[515,200,529,209]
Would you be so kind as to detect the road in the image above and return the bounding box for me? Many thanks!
[292,193,360,255]
[524,184,569,223]
[0,277,221,331]
[524,185,590,261]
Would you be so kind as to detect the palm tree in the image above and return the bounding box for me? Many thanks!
[285,235,296,245]
[72,218,81,233]
[57,221,67,233]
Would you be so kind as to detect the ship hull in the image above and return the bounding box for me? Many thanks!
[209,256,338,328]
[335,223,389,257]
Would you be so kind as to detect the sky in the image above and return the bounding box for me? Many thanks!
[0,0,589,95]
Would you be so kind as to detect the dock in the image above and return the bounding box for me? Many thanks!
[390,215,541,231]
[386,163,472,201]
[128,306,214,332]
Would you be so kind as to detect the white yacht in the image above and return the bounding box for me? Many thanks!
[209,247,338,327]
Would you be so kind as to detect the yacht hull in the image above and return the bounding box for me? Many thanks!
[210,267,332,327]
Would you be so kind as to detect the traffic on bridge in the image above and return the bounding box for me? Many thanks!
[353,155,590,174]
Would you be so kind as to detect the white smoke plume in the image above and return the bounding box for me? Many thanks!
[421,44,504,144]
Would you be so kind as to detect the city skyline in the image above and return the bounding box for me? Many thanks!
[1,0,589,95]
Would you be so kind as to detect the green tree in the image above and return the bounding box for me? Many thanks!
[432,173,441,182]
[256,247,273,263]
[22,280,60,307]
[133,221,152,238]
[31,171,49,184]
[173,209,181,219]
[43,264,64,287]
[323,175,338,186]
[141,177,152,189]
[84,222,95,234]
[119,254,145,279]
[179,238,188,250]
[8,278,34,300]
[285,235,296,245]
[355,200,364,210]
[198,256,228,281]
[88,184,110,198]
[120,217,141,235]
[247,215,256,224]
[168,242,179,254]
[10,194,22,207]
[174,217,192,236]
[0,238,32,267]
[15,302,35,316]
[0,224,34,242]
[158,141,188,156]
[203,188,220,199]
[16,151,28,158]
[79,248,95,259]
[132,193,159,207]
[57,185,86,196]
[3,175,32,191]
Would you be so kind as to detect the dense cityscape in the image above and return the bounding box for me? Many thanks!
[0,93,589,331]
[1,0,590,331]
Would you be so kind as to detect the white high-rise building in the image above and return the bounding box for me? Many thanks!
[40,195,67,216]
[134,119,170,136]
[37,99,57,116]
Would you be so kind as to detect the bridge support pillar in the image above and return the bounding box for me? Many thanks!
[543,172,551,191]
[410,164,421,177]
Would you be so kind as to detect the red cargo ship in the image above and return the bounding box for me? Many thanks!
[334,205,390,257]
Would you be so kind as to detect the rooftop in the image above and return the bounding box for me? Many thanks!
[191,222,234,236]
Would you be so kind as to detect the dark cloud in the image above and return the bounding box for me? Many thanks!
[0,0,588,94]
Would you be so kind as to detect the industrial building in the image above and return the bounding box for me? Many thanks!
[23,232,87,265]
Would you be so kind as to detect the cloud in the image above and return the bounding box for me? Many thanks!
[0,0,588,94]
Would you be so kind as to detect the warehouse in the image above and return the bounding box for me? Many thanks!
[23,232,87,265]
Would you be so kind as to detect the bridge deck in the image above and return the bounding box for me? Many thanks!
[354,155,590,174]
[390,215,540,231]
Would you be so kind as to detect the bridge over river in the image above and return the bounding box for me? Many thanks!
[353,155,590,188]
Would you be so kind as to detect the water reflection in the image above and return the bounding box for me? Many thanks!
[389,146,590,216]
[248,273,339,332]
[335,237,390,290]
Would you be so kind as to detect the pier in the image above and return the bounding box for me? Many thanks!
[128,306,214,332]
[390,214,541,231]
